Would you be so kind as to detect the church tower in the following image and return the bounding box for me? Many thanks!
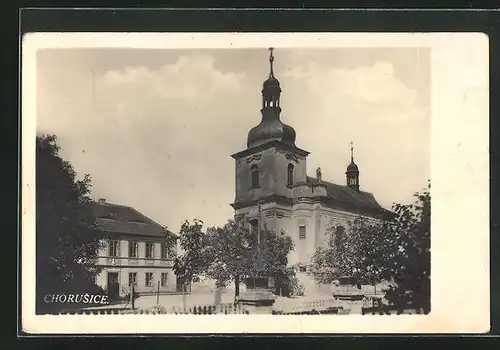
[346,142,360,191]
[231,48,310,235]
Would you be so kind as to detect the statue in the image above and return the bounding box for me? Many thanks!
[316,167,322,182]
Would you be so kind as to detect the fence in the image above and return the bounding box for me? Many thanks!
[273,297,342,315]
[53,302,250,315]
[119,302,250,315]
[361,296,427,315]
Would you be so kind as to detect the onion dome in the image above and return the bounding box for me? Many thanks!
[247,48,297,148]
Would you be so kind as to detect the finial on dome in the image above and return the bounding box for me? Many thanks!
[349,141,354,162]
[269,47,274,76]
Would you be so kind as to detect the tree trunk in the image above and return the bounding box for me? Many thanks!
[234,275,240,300]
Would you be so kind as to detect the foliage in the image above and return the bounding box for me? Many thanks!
[174,218,296,299]
[258,229,295,296]
[204,220,254,291]
[383,182,431,312]
[205,219,296,298]
[283,272,305,297]
[173,219,209,284]
[308,181,431,312]
[36,134,104,312]
[162,225,178,259]
[309,217,390,285]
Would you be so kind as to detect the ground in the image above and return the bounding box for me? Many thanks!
[85,278,388,314]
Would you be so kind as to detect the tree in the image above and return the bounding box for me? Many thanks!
[258,227,295,296]
[173,219,209,287]
[204,220,254,299]
[383,182,431,313]
[36,134,104,312]
[161,225,178,260]
[205,220,295,300]
[309,217,390,287]
[173,218,296,301]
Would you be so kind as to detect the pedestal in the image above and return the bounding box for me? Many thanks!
[237,288,276,314]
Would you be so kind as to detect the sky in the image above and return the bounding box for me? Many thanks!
[36,47,430,232]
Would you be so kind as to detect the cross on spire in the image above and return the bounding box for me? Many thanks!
[269,47,275,76]
[349,141,354,161]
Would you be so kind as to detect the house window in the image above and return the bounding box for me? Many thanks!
[145,272,153,287]
[145,243,154,259]
[299,225,306,240]
[161,243,175,260]
[251,165,260,188]
[161,273,168,287]
[108,240,119,257]
[128,241,138,258]
[335,225,345,246]
[287,163,294,186]
[128,272,137,286]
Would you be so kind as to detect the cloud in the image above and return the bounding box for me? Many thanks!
[37,51,430,232]
[101,55,245,101]
[285,61,419,106]
[37,53,249,231]
[280,61,429,208]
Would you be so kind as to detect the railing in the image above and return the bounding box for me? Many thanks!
[120,303,250,315]
[273,297,342,315]
[361,298,427,315]
[98,256,174,267]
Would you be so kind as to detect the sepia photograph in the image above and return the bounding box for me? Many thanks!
[21,32,489,334]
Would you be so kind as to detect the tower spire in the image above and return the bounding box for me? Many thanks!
[346,141,360,191]
[349,141,354,162]
[269,47,274,76]
[246,48,296,149]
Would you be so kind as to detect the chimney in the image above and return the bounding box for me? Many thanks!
[98,198,106,205]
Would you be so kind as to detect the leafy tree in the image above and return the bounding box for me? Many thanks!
[173,219,209,288]
[204,220,255,298]
[161,225,178,259]
[36,134,104,313]
[205,220,295,300]
[309,217,390,287]
[383,182,431,313]
[258,228,295,296]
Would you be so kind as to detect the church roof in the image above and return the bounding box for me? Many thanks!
[306,176,390,215]
[93,200,177,238]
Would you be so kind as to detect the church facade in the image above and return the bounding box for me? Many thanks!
[231,49,393,277]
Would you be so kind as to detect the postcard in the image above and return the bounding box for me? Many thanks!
[21,32,489,334]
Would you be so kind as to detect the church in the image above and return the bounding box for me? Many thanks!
[231,49,393,279]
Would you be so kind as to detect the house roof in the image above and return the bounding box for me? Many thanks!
[306,176,392,217]
[93,201,177,238]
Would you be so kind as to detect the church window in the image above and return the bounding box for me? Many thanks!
[299,225,306,240]
[251,165,260,188]
[250,219,261,244]
[287,163,294,186]
[334,225,345,246]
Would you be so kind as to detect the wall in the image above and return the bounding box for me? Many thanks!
[96,236,178,296]
[95,267,177,296]
[234,146,308,204]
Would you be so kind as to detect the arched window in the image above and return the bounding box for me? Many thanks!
[287,163,294,186]
[334,225,345,246]
[251,165,260,188]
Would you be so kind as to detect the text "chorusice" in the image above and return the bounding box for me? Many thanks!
[43,294,109,304]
